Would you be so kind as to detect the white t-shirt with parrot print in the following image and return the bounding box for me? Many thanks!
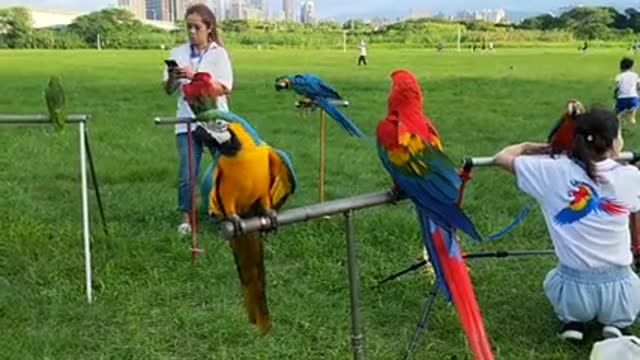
[514,155,640,270]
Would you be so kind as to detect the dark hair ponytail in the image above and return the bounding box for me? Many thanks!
[570,106,619,183]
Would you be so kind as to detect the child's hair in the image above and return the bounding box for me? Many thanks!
[570,106,619,183]
[620,57,634,71]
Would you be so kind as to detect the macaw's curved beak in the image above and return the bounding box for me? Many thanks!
[274,78,290,91]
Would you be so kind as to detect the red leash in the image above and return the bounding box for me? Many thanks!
[186,124,204,264]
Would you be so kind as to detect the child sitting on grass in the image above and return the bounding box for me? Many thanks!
[493,107,640,342]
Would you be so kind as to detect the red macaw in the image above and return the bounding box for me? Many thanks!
[375,69,494,360]
[547,99,585,154]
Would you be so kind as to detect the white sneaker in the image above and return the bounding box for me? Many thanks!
[177,222,192,236]
[603,325,625,339]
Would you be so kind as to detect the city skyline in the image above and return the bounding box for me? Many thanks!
[2,0,640,21]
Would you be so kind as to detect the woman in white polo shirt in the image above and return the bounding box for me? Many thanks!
[493,107,640,343]
[162,4,233,235]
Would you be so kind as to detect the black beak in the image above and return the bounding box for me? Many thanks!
[193,124,220,148]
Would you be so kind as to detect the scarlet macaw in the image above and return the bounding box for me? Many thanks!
[547,99,585,154]
[375,69,494,359]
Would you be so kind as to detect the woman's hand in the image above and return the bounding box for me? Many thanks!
[174,67,196,80]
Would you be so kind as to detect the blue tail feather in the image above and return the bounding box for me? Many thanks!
[315,97,366,138]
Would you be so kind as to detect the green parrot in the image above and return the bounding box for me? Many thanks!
[45,76,66,132]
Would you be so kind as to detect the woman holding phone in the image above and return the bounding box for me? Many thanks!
[162,3,233,235]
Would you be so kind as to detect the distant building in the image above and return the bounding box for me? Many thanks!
[145,0,171,20]
[118,0,146,19]
[455,8,507,23]
[27,8,88,29]
[409,8,431,19]
[282,0,295,21]
[300,0,316,24]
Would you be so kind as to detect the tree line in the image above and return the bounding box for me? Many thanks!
[1,5,640,49]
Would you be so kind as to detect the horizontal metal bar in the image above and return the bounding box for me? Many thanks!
[220,189,401,239]
[463,151,639,168]
[153,116,195,125]
[295,99,350,108]
[0,114,90,124]
[464,250,556,259]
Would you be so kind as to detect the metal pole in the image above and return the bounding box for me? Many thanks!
[345,210,366,360]
[464,151,638,167]
[79,122,92,304]
[0,114,90,124]
[319,110,327,203]
[219,189,401,238]
[405,280,439,360]
[84,129,108,235]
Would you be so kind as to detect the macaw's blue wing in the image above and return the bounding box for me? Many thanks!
[272,148,298,193]
[268,148,297,210]
[200,159,218,221]
[292,74,341,99]
[377,140,483,242]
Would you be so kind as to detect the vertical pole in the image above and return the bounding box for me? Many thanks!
[345,210,366,360]
[632,213,639,268]
[186,124,199,264]
[319,110,327,203]
[457,26,461,52]
[343,30,347,53]
[79,121,92,304]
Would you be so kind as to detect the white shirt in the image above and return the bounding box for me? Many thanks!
[359,43,367,56]
[615,70,640,99]
[514,155,640,270]
[162,42,233,134]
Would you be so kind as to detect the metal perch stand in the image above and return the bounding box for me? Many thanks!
[153,116,204,264]
[219,151,639,359]
[294,99,350,203]
[0,114,104,304]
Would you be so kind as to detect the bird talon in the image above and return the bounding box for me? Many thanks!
[228,214,244,236]
[262,208,279,234]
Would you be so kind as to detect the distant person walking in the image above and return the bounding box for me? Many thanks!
[358,39,368,66]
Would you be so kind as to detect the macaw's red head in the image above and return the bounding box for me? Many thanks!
[182,72,224,105]
[387,69,423,119]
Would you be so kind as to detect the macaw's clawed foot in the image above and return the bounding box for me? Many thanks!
[390,184,405,204]
[262,208,279,235]
[228,214,245,237]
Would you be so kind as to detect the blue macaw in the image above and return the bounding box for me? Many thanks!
[275,74,366,138]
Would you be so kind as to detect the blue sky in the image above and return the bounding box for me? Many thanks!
[1,0,637,18]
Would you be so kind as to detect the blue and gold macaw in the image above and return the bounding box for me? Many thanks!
[275,74,366,138]
[195,110,297,335]
[376,70,494,359]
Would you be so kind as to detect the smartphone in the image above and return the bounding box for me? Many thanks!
[164,59,179,69]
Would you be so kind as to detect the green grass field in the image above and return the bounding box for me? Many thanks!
[1,48,639,360]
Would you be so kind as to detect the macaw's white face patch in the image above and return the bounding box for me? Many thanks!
[197,119,232,144]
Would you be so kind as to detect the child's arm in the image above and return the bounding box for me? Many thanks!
[493,142,549,174]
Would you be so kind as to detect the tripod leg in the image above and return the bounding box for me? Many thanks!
[405,280,439,360]
[84,129,108,235]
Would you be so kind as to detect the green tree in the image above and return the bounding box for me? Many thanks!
[67,8,144,44]
[0,7,33,48]
[560,7,613,40]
